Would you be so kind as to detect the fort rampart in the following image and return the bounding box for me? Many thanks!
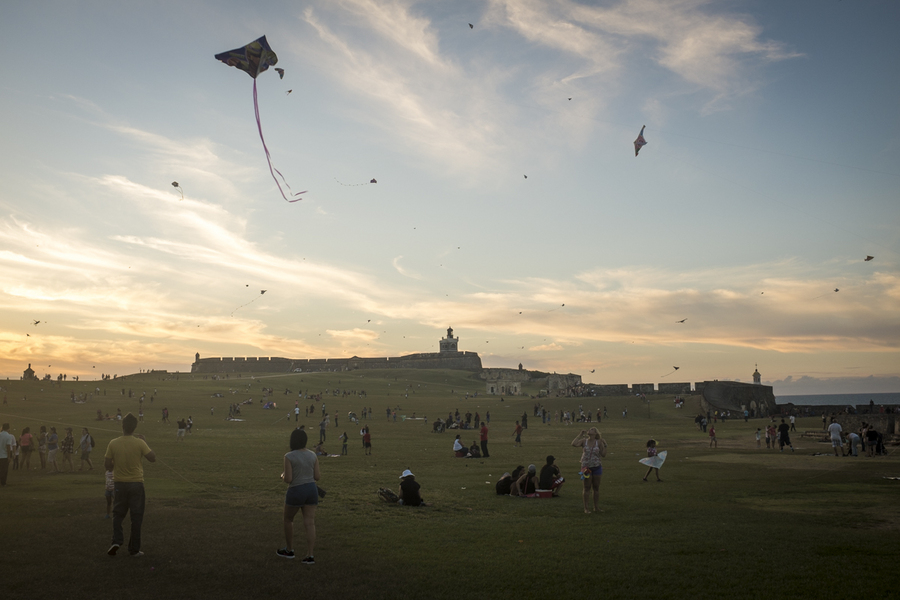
[191,351,482,374]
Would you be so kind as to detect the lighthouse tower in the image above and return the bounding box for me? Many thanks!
[439,327,459,353]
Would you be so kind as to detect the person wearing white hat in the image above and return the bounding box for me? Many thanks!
[398,469,426,506]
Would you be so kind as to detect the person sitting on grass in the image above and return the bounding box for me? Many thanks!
[314,442,327,456]
[495,466,525,495]
[453,434,468,457]
[468,441,481,458]
[511,464,538,497]
[539,455,564,496]
[398,469,428,506]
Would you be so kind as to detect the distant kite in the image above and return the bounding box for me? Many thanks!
[469,23,474,29]
[590,369,595,373]
[524,175,528,179]
[274,67,285,79]
[634,125,647,156]
[548,303,565,312]
[172,181,183,200]
[33,320,40,326]
[661,366,680,377]
[811,288,840,300]
[216,36,307,203]
[285,89,292,95]
[865,255,874,261]
[232,289,267,316]
[676,318,686,323]
[335,178,377,187]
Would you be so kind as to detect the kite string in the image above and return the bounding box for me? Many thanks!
[253,79,306,203]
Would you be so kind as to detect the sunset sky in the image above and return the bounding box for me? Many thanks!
[1,0,898,395]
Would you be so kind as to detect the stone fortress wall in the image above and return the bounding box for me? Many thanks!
[191,327,482,374]
[191,352,482,374]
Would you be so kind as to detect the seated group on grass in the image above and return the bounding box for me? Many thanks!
[495,456,564,498]
[452,434,481,458]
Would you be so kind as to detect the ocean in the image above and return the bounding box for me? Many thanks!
[775,392,900,406]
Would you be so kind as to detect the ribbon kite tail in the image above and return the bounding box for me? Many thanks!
[253,79,307,202]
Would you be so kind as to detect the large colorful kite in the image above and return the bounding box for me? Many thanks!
[634,125,647,156]
[215,36,306,203]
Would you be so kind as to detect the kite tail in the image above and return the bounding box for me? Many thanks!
[253,79,307,203]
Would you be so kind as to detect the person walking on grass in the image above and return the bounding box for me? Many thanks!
[642,439,663,482]
[827,418,844,457]
[78,427,94,470]
[480,422,490,458]
[38,425,48,469]
[0,423,14,486]
[19,427,35,470]
[778,419,794,452]
[708,425,717,449]
[60,428,75,472]
[512,421,523,447]
[363,426,372,455]
[572,427,607,514]
[105,413,156,557]
[278,428,319,564]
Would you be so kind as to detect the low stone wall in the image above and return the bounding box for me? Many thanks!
[658,382,691,394]
[479,368,532,383]
[701,380,777,415]
[589,384,630,396]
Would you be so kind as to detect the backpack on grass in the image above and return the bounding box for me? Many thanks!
[377,488,399,503]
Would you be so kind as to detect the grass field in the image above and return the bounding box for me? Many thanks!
[1,369,897,600]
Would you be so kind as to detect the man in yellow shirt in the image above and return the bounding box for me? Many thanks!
[105,413,156,557]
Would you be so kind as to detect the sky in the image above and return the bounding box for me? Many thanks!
[1,0,898,396]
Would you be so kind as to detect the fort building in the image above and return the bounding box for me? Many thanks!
[191,327,482,374]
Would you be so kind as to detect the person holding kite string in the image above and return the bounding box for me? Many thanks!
[278,428,319,563]
[572,428,607,514]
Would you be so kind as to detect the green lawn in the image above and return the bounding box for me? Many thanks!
[1,369,897,599]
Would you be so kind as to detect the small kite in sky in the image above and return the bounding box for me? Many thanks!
[661,366,680,377]
[676,318,687,323]
[590,369,595,373]
[274,67,285,79]
[216,36,306,203]
[547,303,565,312]
[812,288,840,299]
[231,289,267,316]
[172,181,183,200]
[33,320,40,326]
[634,125,647,156]
[335,178,377,186]
[865,255,874,261]
[285,89,292,95]
[469,23,474,29]
[524,175,528,179]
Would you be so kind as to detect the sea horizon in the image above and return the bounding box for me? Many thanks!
[774,392,900,406]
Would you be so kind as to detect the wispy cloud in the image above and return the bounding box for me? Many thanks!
[392,255,422,279]
[489,0,801,110]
